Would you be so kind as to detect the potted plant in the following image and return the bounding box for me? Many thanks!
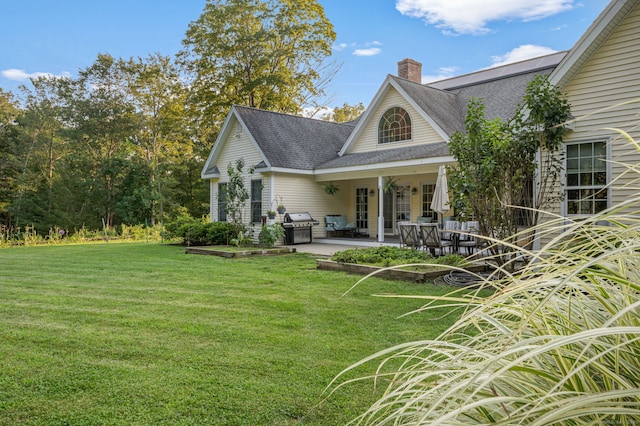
[274,195,286,214]
[267,210,276,219]
[322,181,340,195]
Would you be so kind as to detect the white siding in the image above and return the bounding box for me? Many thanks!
[562,4,640,211]
[210,122,265,224]
[347,88,445,154]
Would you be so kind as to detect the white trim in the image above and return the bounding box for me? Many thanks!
[200,106,272,179]
[338,76,450,156]
[549,0,630,88]
[315,156,455,176]
[560,136,612,217]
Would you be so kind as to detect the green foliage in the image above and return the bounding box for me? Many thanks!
[225,158,252,236]
[448,75,571,269]
[179,0,337,133]
[164,210,234,246]
[322,102,365,123]
[331,246,465,268]
[257,223,285,247]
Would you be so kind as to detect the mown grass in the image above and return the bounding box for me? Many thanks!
[0,243,466,425]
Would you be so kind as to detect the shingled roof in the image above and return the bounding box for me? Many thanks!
[234,106,354,170]
[204,52,568,176]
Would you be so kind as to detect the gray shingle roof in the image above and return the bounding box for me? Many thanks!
[230,52,565,172]
[234,106,353,170]
[391,76,465,135]
[317,142,450,169]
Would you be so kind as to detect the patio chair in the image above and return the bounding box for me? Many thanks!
[419,223,453,256]
[458,221,485,255]
[398,222,421,250]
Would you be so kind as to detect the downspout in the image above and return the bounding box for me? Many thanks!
[270,173,276,217]
[210,179,216,222]
[378,175,384,242]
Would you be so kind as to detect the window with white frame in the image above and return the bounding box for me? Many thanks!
[565,140,608,215]
[421,184,437,220]
[218,183,228,222]
[355,188,368,230]
[378,107,411,144]
[250,179,262,223]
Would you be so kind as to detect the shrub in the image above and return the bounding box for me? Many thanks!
[331,246,465,268]
[257,224,285,247]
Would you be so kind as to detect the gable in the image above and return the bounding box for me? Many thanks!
[211,120,265,182]
[561,0,640,138]
[344,85,448,155]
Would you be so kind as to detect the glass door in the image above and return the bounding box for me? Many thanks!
[383,185,411,235]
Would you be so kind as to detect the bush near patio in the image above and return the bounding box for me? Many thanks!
[331,246,466,268]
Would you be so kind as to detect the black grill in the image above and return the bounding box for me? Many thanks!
[281,212,318,244]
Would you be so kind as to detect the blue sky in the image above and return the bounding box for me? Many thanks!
[1,0,609,110]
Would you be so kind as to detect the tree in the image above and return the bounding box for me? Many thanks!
[124,53,190,225]
[322,102,365,123]
[225,158,253,236]
[448,75,571,269]
[0,89,21,227]
[63,54,139,228]
[179,0,337,138]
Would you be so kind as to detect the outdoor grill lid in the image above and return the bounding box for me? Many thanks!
[284,212,315,223]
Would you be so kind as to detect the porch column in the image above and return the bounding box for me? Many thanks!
[378,175,384,242]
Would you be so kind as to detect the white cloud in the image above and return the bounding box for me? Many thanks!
[422,66,460,83]
[353,47,382,57]
[395,0,574,35]
[1,68,71,81]
[333,42,348,52]
[490,44,557,67]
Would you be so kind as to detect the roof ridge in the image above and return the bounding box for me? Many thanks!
[233,105,357,128]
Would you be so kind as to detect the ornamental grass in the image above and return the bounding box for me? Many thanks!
[331,129,640,425]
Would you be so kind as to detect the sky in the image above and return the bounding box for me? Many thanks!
[1,0,610,110]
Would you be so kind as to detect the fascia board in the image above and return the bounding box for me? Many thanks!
[200,108,237,178]
[200,106,272,179]
[314,155,456,176]
[549,0,628,88]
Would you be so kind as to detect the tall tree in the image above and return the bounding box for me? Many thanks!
[322,102,365,122]
[179,0,337,138]
[0,89,21,226]
[124,53,190,225]
[63,54,139,228]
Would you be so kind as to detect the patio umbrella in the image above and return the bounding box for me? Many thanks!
[430,165,450,222]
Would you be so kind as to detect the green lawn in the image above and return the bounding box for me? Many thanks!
[0,243,463,425]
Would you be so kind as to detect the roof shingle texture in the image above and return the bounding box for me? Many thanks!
[235,106,353,170]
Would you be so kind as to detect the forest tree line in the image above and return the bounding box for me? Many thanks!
[0,0,343,235]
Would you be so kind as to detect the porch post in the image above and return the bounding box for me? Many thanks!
[378,175,384,242]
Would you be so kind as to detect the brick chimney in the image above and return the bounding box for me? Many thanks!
[397,58,422,83]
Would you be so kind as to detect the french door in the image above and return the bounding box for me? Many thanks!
[383,185,410,235]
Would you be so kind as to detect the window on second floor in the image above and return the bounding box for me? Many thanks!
[378,107,411,144]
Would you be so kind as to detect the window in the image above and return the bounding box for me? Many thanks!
[218,183,228,222]
[421,184,437,220]
[355,188,369,230]
[250,180,262,223]
[565,141,608,215]
[378,107,411,144]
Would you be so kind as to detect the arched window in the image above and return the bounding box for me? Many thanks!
[378,107,411,144]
